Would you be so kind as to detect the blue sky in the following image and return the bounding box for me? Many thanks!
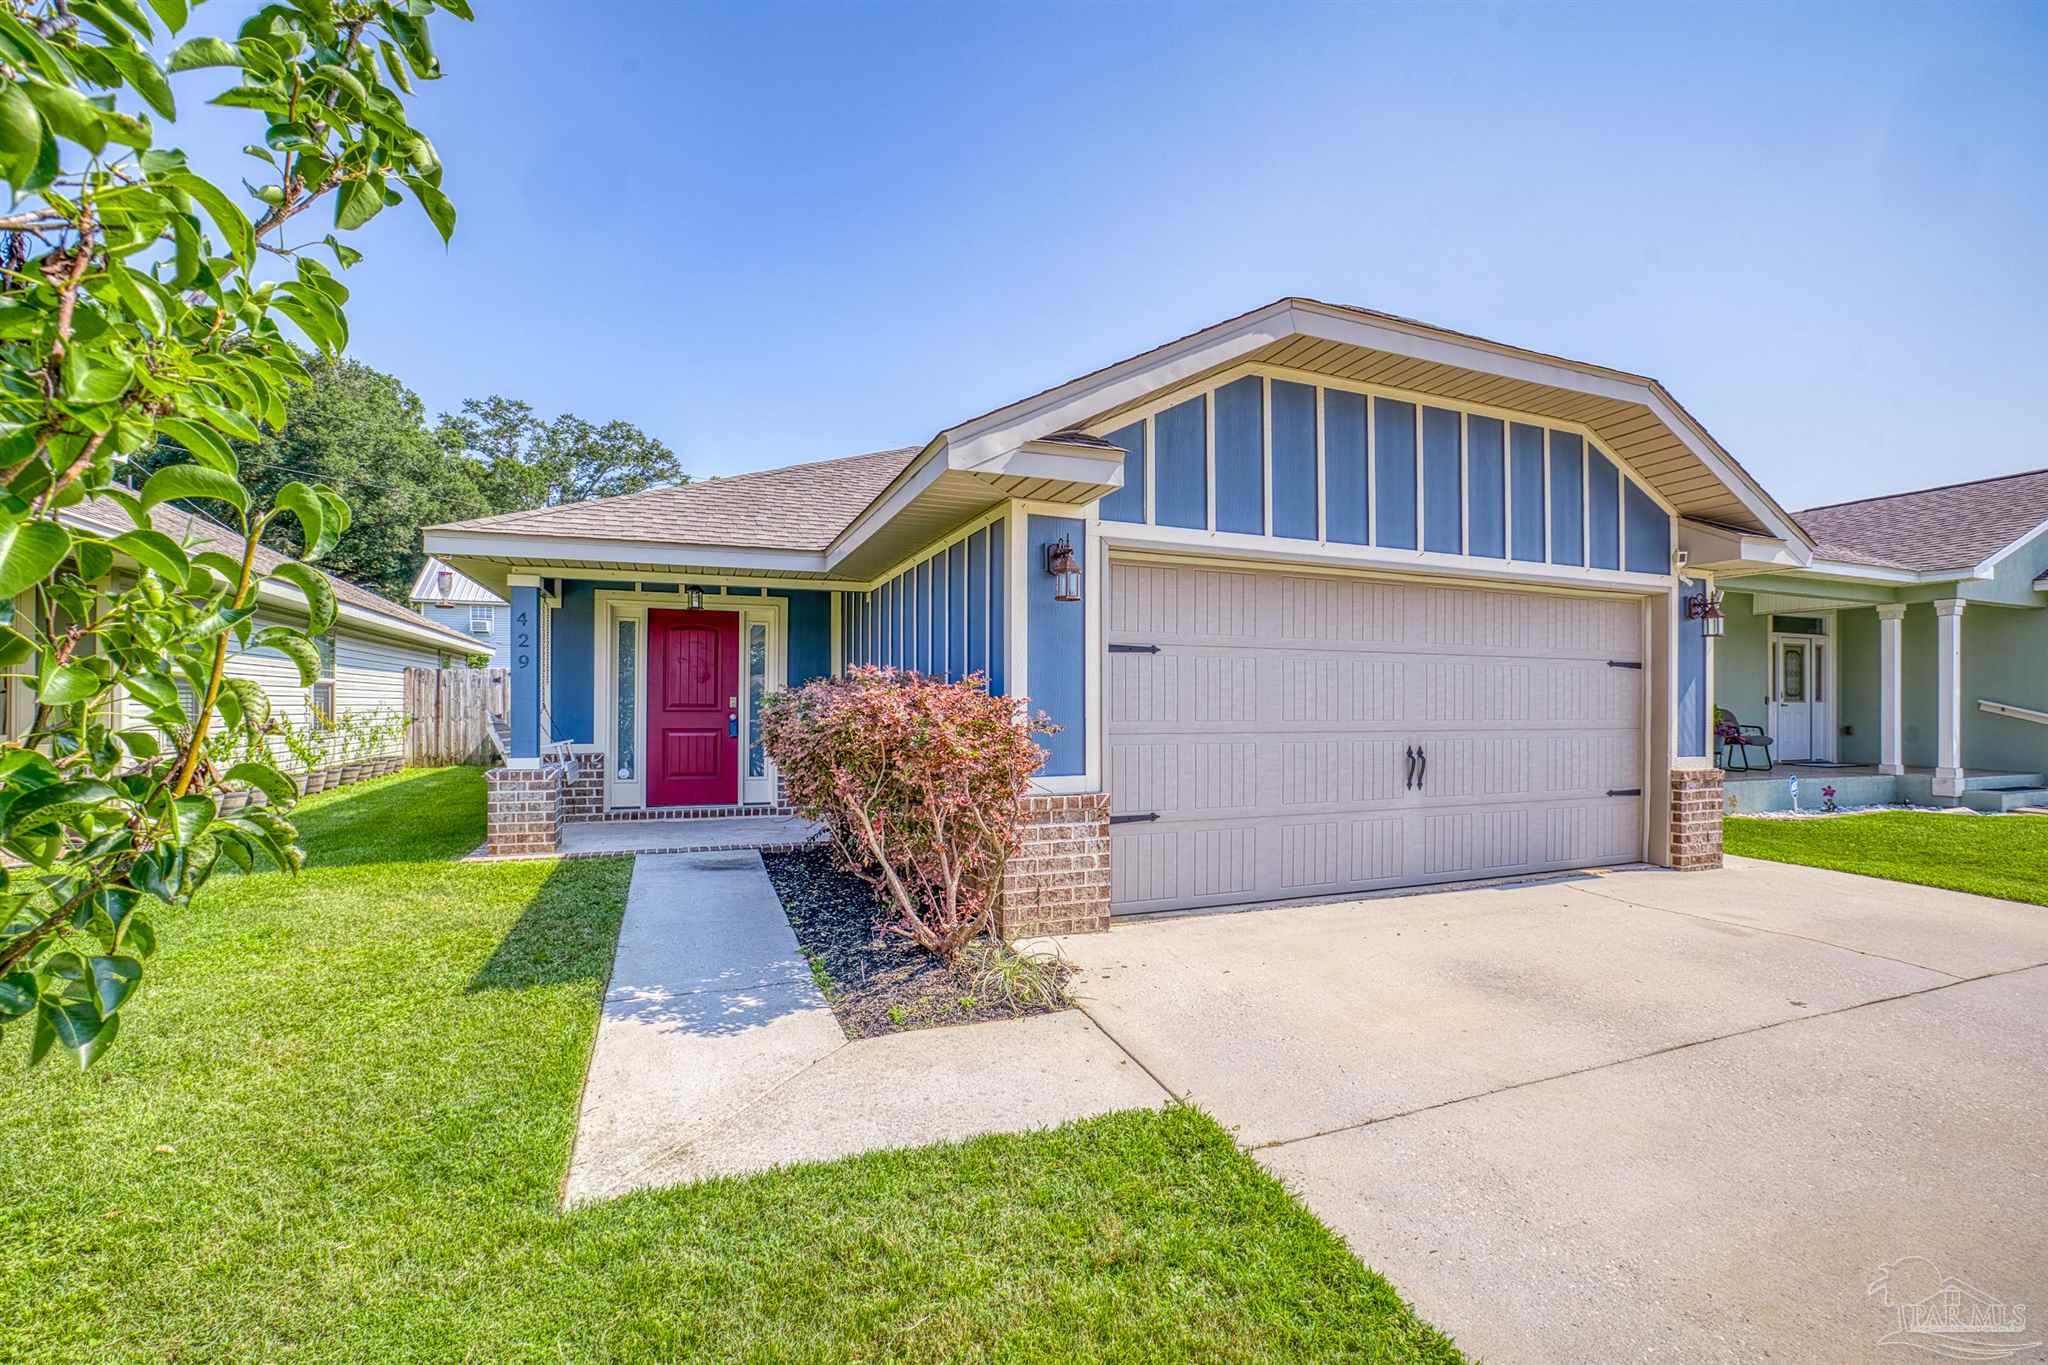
[225,0,2046,512]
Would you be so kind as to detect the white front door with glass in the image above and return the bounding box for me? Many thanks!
[1768,623,1832,763]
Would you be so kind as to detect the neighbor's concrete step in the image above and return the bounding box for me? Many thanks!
[1958,786,2048,813]
[1962,772,2048,792]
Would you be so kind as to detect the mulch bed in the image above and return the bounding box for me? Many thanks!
[761,847,1073,1039]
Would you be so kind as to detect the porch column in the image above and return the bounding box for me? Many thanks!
[1875,604,1906,775]
[1932,598,1966,796]
[507,575,543,766]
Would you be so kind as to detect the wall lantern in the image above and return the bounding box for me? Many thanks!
[434,568,452,600]
[685,586,706,611]
[1685,586,1726,637]
[1045,535,1082,602]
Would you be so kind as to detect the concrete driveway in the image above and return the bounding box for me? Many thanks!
[1057,856,2048,1363]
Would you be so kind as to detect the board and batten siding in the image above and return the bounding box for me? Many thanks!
[840,514,1008,694]
[1096,372,1675,579]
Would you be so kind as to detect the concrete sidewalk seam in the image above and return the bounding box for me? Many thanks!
[1560,880,1971,980]
[1070,999,1181,1105]
[1246,959,2048,1155]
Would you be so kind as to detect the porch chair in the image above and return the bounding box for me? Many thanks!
[1715,707,1774,773]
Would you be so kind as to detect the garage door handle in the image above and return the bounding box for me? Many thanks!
[1416,744,1427,791]
[1109,812,1159,825]
[1404,745,1416,789]
[1108,643,1161,654]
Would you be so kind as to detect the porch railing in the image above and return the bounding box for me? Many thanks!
[1980,699,2048,728]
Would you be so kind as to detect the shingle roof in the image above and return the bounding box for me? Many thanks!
[66,495,476,648]
[432,446,921,551]
[1794,468,2048,575]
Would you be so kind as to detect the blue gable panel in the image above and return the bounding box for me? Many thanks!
[1510,422,1546,563]
[1097,420,1146,524]
[1213,376,1264,534]
[947,543,967,680]
[1374,398,1417,550]
[767,589,832,686]
[918,558,934,674]
[549,580,631,745]
[988,518,1007,694]
[898,569,911,668]
[1548,431,1585,566]
[509,585,541,759]
[1324,388,1368,544]
[1587,447,1621,570]
[1027,515,1085,776]
[1422,406,1462,554]
[1154,394,1208,529]
[966,527,988,677]
[1677,577,1707,757]
[1624,478,1671,575]
[1270,379,1318,540]
[1467,415,1506,558]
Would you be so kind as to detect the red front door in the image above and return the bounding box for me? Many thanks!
[648,609,739,808]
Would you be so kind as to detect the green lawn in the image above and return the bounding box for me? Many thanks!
[1726,810,2048,906]
[0,767,1460,1363]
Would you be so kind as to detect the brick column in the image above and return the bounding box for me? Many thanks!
[561,752,605,823]
[486,762,570,856]
[996,793,1111,937]
[1669,767,1724,871]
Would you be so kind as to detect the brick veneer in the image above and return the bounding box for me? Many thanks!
[562,751,604,822]
[1670,767,1725,870]
[996,793,1112,938]
[485,761,573,856]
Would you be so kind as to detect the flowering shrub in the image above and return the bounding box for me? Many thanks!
[760,667,1053,960]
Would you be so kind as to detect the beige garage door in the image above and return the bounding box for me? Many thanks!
[1107,561,1645,915]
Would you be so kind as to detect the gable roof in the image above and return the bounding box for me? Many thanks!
[432,447,919,552]
[409,555,505,606]
[427,298,1808,580]
[1795,468,2048,575]
[64,496,477,651]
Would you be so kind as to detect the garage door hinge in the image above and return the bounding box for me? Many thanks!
[1607,788,1643,797]
[1606,660,1644,670]
[1108,812,1160,824]
[1108,643,1161,654]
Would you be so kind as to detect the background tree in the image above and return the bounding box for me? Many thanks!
[137,352,487,598]
[437,394,684,511]
[0,0,467,1068]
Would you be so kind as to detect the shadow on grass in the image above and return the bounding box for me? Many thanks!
[467,855,633,994]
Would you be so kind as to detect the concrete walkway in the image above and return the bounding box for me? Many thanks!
[557,815,822,858]
[1056,857,2048,1364]
[562,851,1163,1206]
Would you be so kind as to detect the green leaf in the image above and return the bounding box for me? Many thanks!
[0,519,71,597]
[123,670,178,709]
[168,794,212,845]
[437,0,474,18]
[62,351,134,405]
[0,82,42,187]
[266,291,339,355]
[333,175,384,231]
[117,727,162,759]
[272,481,325,556]
[199,403,261,442]
[167,35,240,71]
[404,175,455,245]
[222,675,268,728]
[22,79,107,155]
[88,955,143,1016]
[378,40,413,95]
[251,626,321,685]
[165,172,254,270]
[106,265,171,334]
[0,624,33,670]
[140,463,248,514]
[146,0,187,32]
[310,63,366,104]
[155,416,238,475]
[119,915,157,957]
[75,540,113,581]
[0,971,36,1020]
[37,662,101,706]
[44,998,117,1068]
[5,778,118,831]
[105,47,175,120]
[225,759,296,806]
[110,527,190,582]
[269,561,334,634]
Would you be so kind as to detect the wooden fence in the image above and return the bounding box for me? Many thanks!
[405,666,509,767]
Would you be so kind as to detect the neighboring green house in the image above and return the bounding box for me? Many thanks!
[1711,467,2048,810]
